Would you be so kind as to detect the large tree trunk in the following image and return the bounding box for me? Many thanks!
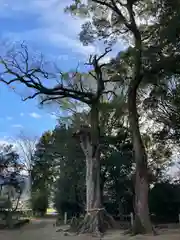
[125,20,154,233]
[128,87,153,234]
[132,169,152,234]
[77,104,114,236]
[86,155,101,212]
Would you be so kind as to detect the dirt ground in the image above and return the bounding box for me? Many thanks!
[0,218,180,240]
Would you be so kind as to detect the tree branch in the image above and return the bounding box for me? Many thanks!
[91,0,130,27]
[0,44,112,106]
[85,47,112,101]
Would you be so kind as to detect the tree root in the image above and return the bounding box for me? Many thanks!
[124,226,157,236]
[76,209,115,237]
[129,216,157,236]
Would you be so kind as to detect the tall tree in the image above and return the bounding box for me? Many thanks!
[15,132,37,174]
[31,131,55,204]
[0,44,115,234]
[0,144,26,227]
[66,0,154,233]
[53,124,85,217]
[65,0,180,234]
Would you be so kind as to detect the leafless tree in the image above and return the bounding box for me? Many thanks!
[14,131,37,174]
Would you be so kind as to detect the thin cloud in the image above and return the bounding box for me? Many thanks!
[0,0,125,63]
[20,113,24,117]
[0,0,102,58]
[49,113,57,120]
[29,112,41,119]
[7,116,13,120]
[12,124,23,128]
[0,139,9,145]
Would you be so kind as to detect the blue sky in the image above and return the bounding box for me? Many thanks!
[0,0,178,177]
[0,0,96,140]
[0,0,125,142]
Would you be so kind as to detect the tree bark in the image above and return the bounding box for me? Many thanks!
[86,155,101,212]
[128,87,153,234]
[125,10,154,232]
[132,170,152,234]
[77,104,114,235]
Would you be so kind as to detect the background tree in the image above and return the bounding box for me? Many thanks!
[14,132,37,173]
[0,144,26,227]
[31,131,55,215]
[12,132,37,208]
[149,181,180,223]
[53,123,85,218]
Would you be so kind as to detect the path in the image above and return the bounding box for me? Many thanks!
[0,218,92,240]
[0,218,180,240]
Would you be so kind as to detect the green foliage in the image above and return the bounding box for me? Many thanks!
[0,196,12,209]
[53,107,134,217]
[150,182,180,223]
[31,101,175,219]
[31,131,56,193]
[31,191,48,216]
[143,79,180,144]
[53,124,85,217]
[31,131,58,211]
[0,144,25,212]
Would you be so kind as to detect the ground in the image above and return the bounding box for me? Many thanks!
[0,218,180,240]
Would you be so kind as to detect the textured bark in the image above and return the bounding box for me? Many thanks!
[132,170,152,234]
[86,156,101,212]
[128,87,153,234]
[78,153,114,236]
[125,13,154,233]
[77,104,114,235]
[81,105,101,215]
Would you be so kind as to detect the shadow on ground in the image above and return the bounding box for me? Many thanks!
[0,218,180,240]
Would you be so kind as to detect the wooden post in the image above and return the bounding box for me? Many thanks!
[64,212,67,225]
[130,212,134,227]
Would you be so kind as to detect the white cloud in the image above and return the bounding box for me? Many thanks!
[0,139,9,145]
[0,0,125,59]
[6,116,13,120]
[20,113,24,117]
[11,124,23,128]
[29,112,41,119]
[0,0,93,57]
[4,28,97,58]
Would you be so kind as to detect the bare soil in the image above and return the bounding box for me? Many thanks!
[0,218,179,240]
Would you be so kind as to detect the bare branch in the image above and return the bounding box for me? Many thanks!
[0,43,114,107]
[84,47,113,101]
[13,132,37,173]
[22,92,41,101]
[96,47,112,62]
[0,45,94,104]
